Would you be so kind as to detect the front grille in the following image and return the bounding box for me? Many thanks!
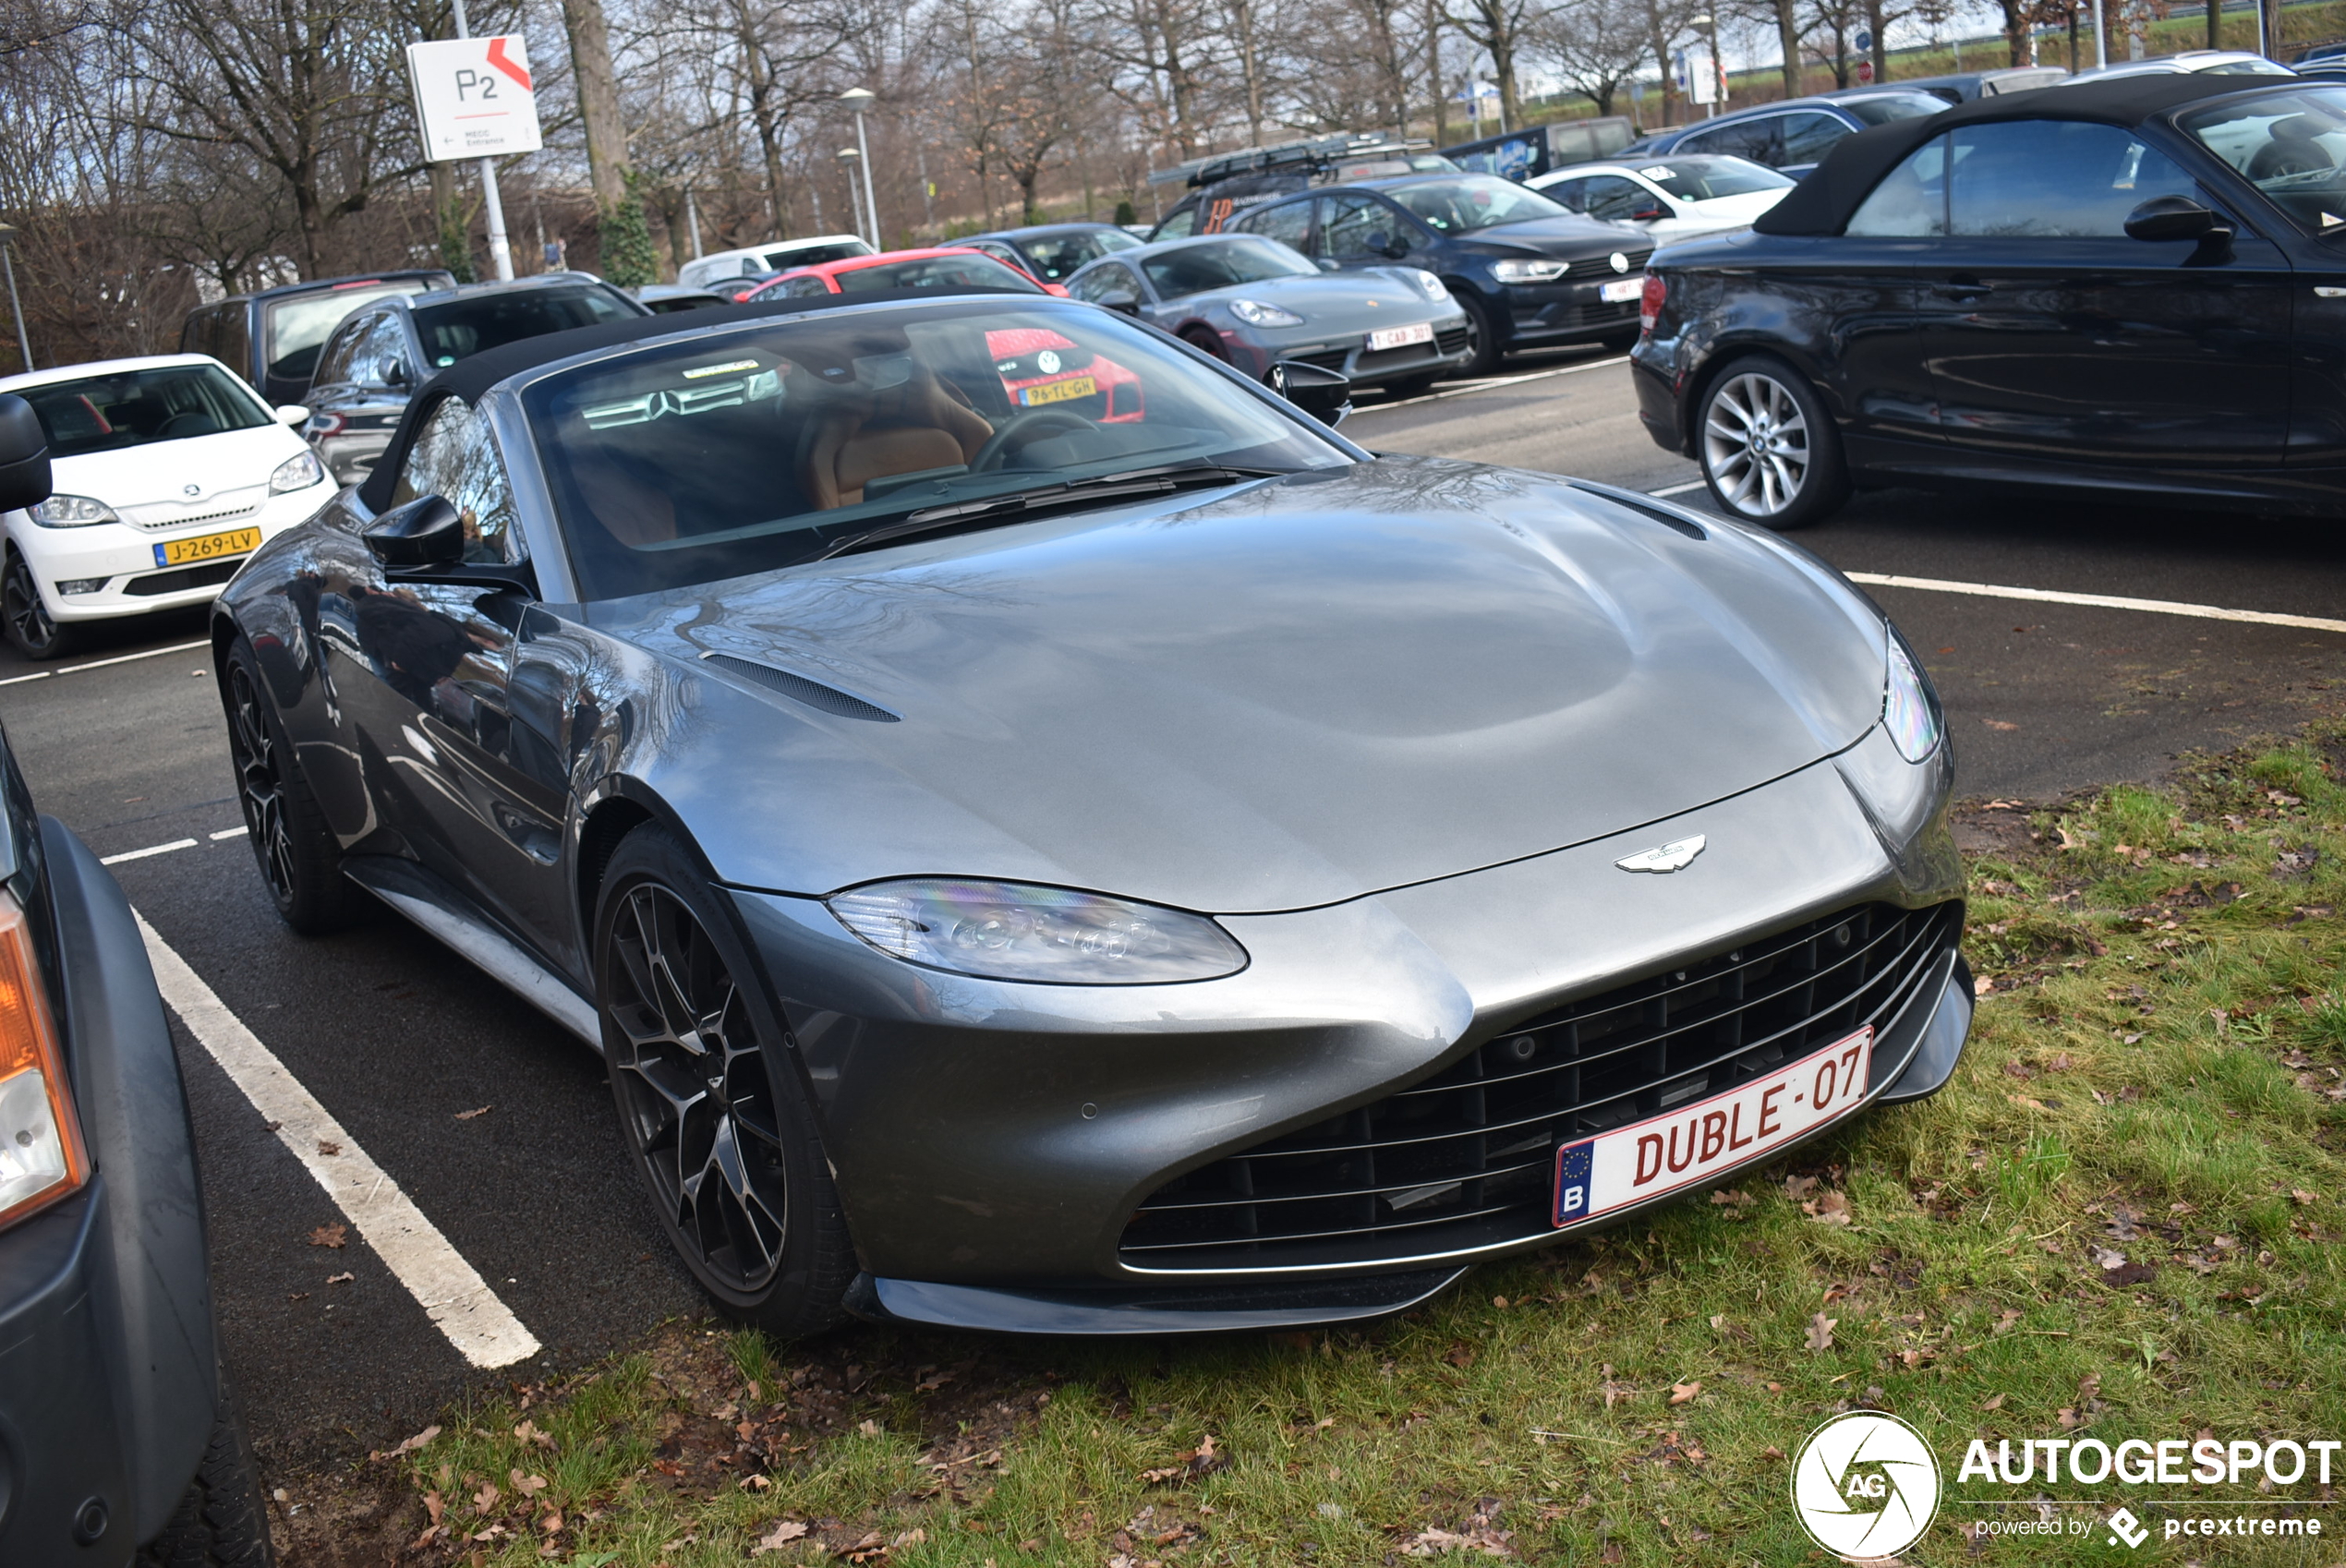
[1288,348,1351,374]
[1563,249,1652,283]
[1529,298,1640,332]
[1435,325,1471,356]
[1119,900,1959,1272]
[131,501,260,533]
[125,558,246,597]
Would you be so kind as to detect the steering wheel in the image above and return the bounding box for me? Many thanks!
[969,409,1094,472]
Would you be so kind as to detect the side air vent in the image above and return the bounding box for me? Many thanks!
[701,653,900,722]
[1567,480,1707,540]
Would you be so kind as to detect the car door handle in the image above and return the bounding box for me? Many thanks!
[1930,280,1992,302]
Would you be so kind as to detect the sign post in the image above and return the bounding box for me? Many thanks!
[405,6,541,282]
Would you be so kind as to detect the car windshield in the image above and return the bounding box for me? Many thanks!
[523,300,1350,599]
[2180,86,2346,233]
[263,281,433,383]
[21,364,272,458]
[1634,157,1795,200]
[1841,93,1953,124]
[411,287,639,368]
[2204,57,2295,74]
[834,256,1046,293]
[1012,229,1139,280]
[763,240,872,270]
[1386,176,1573,233]
[1140,237,1318,298]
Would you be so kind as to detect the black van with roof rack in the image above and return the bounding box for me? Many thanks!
[1145,134,1458,240]
[178,270,457,408]
[1440,117,1637,182]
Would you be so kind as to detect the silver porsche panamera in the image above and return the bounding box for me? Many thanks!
[212,288,1972,1336]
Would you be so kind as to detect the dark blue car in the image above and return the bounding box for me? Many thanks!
[1225,173,1653,374]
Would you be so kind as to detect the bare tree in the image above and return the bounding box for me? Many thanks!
[1446,0,1542,128]
[1534,0,1648,115]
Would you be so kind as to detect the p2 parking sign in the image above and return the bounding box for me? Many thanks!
[406,35,543,162]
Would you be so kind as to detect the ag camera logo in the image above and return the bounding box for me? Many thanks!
[1792,1411,1941,1559]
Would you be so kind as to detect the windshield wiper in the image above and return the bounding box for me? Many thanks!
[814,464,1288,561]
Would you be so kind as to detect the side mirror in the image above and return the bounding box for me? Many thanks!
[1101,295,1142,316]
[275,404,310,427]
[380,357,411,391]
[362,494,464,570]
[0,394,51,514]
[2124,195,2222,243]
[1367,231,1409,259]
[1266,359,1353,427]
[1316,257,1343,272]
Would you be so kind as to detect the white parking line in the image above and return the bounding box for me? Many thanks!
[1648,479,1707,498]
[1844,573,2346,637]
[100,838,198,865]
[0,638,211,688]
[134,911,542,1370]
[1355,355,1633,414]
[209,826,247,840]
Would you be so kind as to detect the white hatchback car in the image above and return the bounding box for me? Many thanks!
[1530,155,1797,243]
[0,354,334,657]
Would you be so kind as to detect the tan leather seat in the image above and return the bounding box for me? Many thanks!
[799,368,993,509]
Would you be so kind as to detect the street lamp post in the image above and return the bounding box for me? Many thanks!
[837,149,868,247]
[0,224,30,373]
[840,88,882,247]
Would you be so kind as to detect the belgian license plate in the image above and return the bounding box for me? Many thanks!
[153,525,260,568]
[1553,1026,1873,1226]
[1367,321,1434,352]
[1599,278,1644,304]
[1021,375,1096,407]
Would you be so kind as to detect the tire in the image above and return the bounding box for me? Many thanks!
[1695,354,1850,529]
[136,1367,273,1568]
[220,636,362,934]
[4,549,78,660]
[1450,292,1505,377]
[1179,325,1227,360]
[595,826,853,1339]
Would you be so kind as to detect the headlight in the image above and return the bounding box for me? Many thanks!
[1490,258,1569,283]
[27,495,118,527]
[827,878,1250,984]
[0,887,86,1229]
[1414,270,1451,302]
[270,450,324,493]
[1883,633,1943,763]
[1227,298,1305,328]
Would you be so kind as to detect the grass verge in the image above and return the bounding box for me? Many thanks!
[281,727,2346,1566]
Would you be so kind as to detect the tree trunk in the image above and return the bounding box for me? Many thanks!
[2207,0,2219,48]
[1999,0,2026,65]
[1778,0,1802,97]
[557,0,631,210]
[1427,0,1447,144]
[1228,0,1264,144]
[1868,0,1888,79]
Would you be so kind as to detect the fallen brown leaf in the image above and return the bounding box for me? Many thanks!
[1978,1393,2005,1411]
[1805,1311,1838,1352]
[325,1271,355,1285]
[454,1105,492,1120]
[316,1140,341,1156]
[308,1224,346,1248]
[369,1423,440,1462]
[509,1470,548,1497]
[1668,1381,1701,1405]
[750,1519,809,1554]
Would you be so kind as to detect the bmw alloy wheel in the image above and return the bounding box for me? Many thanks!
[224,661,299,907]
[605,884,792,1297]
[1702,369,1812,518]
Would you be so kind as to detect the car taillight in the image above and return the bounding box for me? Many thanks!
[0,887,85,1230]
[1639,272,1667,335]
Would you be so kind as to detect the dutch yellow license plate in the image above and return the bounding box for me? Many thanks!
[152,525,260,568]
[1021,375,1097,407]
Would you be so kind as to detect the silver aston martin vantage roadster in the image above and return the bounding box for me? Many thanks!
[212,286,1972,1336]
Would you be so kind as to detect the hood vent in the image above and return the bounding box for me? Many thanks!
[701,653,900,722]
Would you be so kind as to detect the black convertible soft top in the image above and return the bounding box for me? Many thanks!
[356,284,1040,513]
[1753,71,2307,236]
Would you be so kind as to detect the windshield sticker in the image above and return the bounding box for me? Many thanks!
[683,358,763,380]
[1640,166,1676,180]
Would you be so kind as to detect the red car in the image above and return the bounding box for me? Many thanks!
[743,247,1069,301]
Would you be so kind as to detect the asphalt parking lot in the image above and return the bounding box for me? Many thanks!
[6,344,2344,1473]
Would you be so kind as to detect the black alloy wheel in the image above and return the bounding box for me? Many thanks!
[221,638,358,934]
[3,551,72,659]
[1179,325,1227,360]
[597,827,852,1336]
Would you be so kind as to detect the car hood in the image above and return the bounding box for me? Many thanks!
[1182,271,1457,330]
[608,458,1890,913]
[1469,216,1649,257]
[48,423,305,512]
